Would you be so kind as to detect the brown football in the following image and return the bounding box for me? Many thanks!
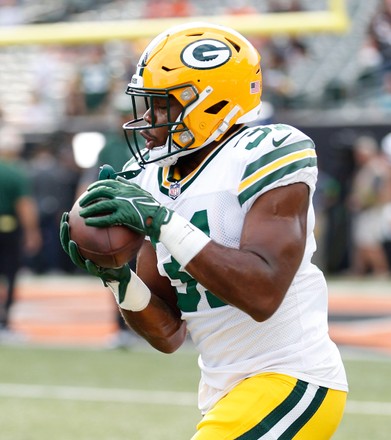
[68,193,145,268]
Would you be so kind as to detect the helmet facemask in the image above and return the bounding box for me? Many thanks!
[123,22,263,167]
[123,84,201,167]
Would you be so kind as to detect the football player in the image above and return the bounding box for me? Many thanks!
[61,23,348,439]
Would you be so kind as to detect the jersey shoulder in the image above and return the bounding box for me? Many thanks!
[233,123,314,153]
[233,123,318,208]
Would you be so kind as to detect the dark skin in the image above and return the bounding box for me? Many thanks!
[120,95,309,353]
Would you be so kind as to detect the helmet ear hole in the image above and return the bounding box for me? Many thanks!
[225,38,240,53]
[205,100,229,115]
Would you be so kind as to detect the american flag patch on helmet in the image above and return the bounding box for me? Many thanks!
[250,81,261,94]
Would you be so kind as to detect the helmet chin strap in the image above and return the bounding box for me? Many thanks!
[202,105,241,147]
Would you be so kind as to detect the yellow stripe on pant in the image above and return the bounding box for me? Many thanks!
[192,373,347,440]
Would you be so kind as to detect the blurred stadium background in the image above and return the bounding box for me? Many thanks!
[0,1,390,439]
[1,0,391,275]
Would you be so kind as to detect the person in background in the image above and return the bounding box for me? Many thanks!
[380,132,391,267]
[368,0,391,73]
[61,23,348,438]
[348,135,390,276]
[0,125,42,341]
[66,45,114,117]
[27,143,78,274]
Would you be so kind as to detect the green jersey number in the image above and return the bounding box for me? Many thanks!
[245,124,291,150]
[163,210,226,313]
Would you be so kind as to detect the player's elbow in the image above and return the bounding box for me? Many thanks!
[149,321,187,353]
[248,308,276,322]
[155,343,181,354]
[150,337,183,354]
[244,291,284,322]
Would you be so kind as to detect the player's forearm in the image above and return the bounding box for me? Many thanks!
[159,215,291,322]
[185,241,294,322]
[119,295,187,353]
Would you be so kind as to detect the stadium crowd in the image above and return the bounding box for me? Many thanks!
[0,0,390,281]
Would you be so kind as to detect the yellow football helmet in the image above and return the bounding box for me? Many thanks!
[123,22,262,166]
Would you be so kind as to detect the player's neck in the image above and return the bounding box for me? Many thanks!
[174,125,243,179]
[174,143,216,178]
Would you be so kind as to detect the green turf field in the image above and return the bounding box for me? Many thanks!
[0,344,390,439]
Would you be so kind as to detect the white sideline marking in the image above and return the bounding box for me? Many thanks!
[0,384,390,416]
[345,400,391,416]
[0,383,197,406]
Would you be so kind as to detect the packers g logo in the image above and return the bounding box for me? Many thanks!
[181,39,232,70]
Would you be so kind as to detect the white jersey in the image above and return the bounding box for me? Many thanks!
[123,123,348,414]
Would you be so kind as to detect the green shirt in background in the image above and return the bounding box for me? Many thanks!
[0,161,31,232]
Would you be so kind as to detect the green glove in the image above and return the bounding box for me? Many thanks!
[98,163,143,181]
[59,212,131,301]
[78,178,173,242]
[98,164,117,180]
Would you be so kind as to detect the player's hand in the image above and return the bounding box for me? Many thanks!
[78,178,173,242]
[59,212,131,299]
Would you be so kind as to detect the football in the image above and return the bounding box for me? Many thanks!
[67,193,145,268]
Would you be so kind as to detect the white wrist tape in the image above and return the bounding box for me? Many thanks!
[107,271,151,312]
[159,212,211,267]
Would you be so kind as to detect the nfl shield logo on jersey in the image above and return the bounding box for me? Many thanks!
[169,182,181,199]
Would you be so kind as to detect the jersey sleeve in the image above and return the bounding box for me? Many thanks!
[237,124,318,211]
